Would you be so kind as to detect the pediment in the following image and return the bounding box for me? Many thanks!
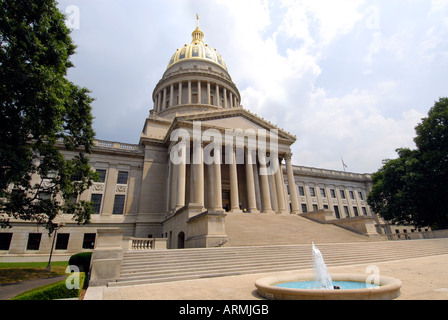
[172,109,297,143]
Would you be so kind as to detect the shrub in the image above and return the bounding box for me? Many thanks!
[11,272,85,300]
[68,252,92,272]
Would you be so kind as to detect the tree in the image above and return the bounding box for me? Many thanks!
[368,98,448,230]
[0,0,97,234]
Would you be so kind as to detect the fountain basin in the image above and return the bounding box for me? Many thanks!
[255,273,402,300]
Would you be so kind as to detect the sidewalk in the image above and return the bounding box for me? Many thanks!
[84,254,448,300]
[0,275,67,300]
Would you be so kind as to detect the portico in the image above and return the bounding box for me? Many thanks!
[163,111,300,220]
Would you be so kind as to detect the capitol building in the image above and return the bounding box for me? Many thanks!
[0,19,394,261]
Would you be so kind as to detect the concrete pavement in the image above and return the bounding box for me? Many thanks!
[84,253,448,300]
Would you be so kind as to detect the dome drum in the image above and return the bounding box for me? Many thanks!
[152,77,240,117]
[151,17,241,117]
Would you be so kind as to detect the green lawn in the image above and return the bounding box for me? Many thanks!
[0,261,69,284]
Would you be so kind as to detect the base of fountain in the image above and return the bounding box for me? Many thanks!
[255,273,402,300]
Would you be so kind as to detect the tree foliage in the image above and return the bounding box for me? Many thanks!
[368,97,448,230]
[0,0,97,234]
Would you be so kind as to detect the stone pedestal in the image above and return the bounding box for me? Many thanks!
[89,228,124,287]
[186,211,228,248]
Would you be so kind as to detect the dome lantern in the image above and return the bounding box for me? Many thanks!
[192,14,204,44]
[166,15,227,71]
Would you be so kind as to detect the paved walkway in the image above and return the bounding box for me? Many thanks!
[0,275,67,300]
[84,253,448,300]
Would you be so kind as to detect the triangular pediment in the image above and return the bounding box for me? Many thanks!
[172,109,297,143]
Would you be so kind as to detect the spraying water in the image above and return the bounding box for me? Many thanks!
[312,242,334,290]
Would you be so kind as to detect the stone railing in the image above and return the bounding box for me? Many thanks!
[130,238,153,250]
[386,230,448,240]
[94,139,142,152]
[123,237,168,251]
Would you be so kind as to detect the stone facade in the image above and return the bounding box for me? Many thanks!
[0,20,394,261]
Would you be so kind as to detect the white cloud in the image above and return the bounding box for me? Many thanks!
[56,0,447,173]
[279,0,364,48]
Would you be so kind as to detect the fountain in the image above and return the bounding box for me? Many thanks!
[255,242,402,300]
[311,242,333,290]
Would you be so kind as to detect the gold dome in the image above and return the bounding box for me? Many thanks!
[167,15,228,71]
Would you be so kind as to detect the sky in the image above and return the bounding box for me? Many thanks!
[56,0,448,173]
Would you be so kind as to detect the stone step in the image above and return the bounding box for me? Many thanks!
[109,239,448,287]
[120,246,448,274]
[121,242,446,264]
[110,247,448,287]
[223,212,376,246]
[119,246,444,273]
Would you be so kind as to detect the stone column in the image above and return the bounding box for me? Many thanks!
[215,84,220,106]
[166,160,173,212]
[178,81,183,105]
[197,80,201,104]
[246,149,259,213]
[223,87,227,108]
[170,155,177,211]
[229,92,233,108]
[269,173,278,212]
[229,147,241,213]
[157,92,162,113]
[162,87,167,111]
[212,146,223,211]
[259,153,274,213]
[175,142,187,210]
[190,141,204,208]
[154,95,158,113]
[169,84,174,108]
[207,81,211,105]
[274,155,287,214]
[188,80,192,104]
[286,154,300,213]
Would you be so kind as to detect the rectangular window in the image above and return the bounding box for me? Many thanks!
[334,205,340,219]
[344,206,350,218]
[117,171,129,184]
[358,191,364,200]
[26,233,42,250]
[330,189,336,198]
[0,233,13,250]
[112,195,126,215]
[96,169,107,183]
[301,203,308,213]
[91,194,102,214]
[312,204,318,211]
[309,187,315,197]
[349,191,355,199]
[323,204,329,209]
[298,186,305,196]
[362,207,368,216]
[55,233,70,250]
[83,233,96,249]
[353,207,359,216]
[320,188,326,198]
[340,190,346,199]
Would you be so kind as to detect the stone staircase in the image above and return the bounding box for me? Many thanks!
[108,238,448,287]
[223,212,377,246]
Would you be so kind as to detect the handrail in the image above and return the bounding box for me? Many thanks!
[131,238,153,250]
